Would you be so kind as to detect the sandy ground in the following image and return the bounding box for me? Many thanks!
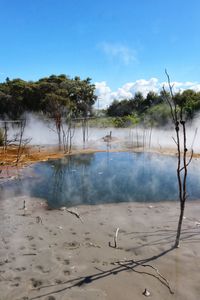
[0,197,200,300]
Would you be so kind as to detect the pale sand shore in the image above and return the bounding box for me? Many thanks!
[0,197,200,300]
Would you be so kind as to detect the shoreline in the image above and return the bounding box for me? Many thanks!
[0,143,199,167]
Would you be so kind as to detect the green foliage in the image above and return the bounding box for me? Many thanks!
[87,117,115,128]
[107,91,162,118]
[106,89,200,127]
[144,103,171,126]
[113,115,140,128]
[0,75,97,120]
[174,90,200,119]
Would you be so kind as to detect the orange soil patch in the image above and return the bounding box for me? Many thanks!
[0,145,65,166]
[0,145,104,169]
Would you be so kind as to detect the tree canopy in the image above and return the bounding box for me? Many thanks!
[0,74,97,120]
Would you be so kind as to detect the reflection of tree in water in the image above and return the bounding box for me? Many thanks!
[71,153,95,167]
[46,154,94,207]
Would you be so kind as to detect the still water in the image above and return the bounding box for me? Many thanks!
[1,152,200,207]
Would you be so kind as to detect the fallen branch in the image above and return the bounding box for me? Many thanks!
[66,209,83,223]
[116,259,174,294]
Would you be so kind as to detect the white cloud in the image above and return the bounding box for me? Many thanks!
[161,81,200,93]
[95,78,200,109]
[95,81,113,109]
[100,42,137,65]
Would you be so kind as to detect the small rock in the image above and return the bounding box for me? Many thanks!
[143,288,151,297]
[60,207,66,211]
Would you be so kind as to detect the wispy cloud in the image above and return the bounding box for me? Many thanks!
[99,42,137,65]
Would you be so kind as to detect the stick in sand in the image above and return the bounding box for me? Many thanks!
[109,227,120,248]
[114,227,120,248]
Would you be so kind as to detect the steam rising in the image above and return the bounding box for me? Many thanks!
[4,113,200,152]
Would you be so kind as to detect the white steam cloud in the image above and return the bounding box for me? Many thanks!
[5,113,200,154]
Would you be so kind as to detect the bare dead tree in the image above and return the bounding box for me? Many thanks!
[62,116,75,153]
[82,118,89,144]
[163,70,193,248]
[3,121,8,153]
[0,120,31,165]
[54,113,62,150]
[15,119,31,164]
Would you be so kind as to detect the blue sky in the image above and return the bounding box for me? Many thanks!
[1,0,200,107]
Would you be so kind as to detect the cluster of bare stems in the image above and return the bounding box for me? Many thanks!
[0,119,31,165]
[163,70,194,248]
[50,112,90,153]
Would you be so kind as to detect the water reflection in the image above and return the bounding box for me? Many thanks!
[1,152,200,207]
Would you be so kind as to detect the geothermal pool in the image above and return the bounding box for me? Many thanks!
[1,152,200,207]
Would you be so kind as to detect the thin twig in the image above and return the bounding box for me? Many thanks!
[180,149,193,171]
[172,136,178,146]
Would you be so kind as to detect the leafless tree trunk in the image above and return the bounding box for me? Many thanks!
[163,70,193,248]
[55,114,62,150]
[82,118,88,144]
[62,117,75,153]
[16,120,31,164]
[3,121,8,154]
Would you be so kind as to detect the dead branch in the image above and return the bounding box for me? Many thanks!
[172,136,178,146]
[66,209,83,223]
[116,259,174,294]
[180,149,193,172]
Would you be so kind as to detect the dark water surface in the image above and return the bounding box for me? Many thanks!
[1,152,200,207]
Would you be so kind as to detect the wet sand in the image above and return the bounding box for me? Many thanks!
[0,196,200,300]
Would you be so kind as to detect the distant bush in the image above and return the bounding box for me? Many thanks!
[88,117,115,128]
[144,103,171,126]
[113,115,140,128]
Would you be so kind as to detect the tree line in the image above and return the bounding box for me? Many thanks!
[106,90,200,126]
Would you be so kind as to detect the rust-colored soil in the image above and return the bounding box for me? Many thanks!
[0,145,199,170]
[0,145,65,166]
[0,145,104,170]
